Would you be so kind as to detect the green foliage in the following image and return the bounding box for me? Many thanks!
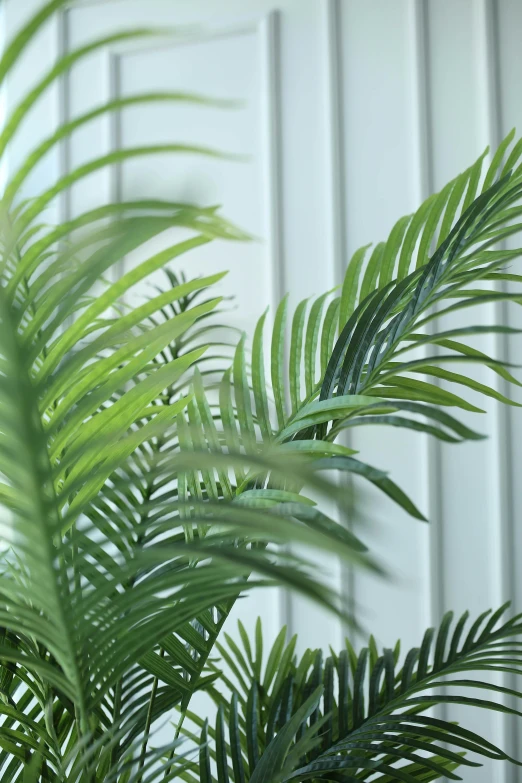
[180,128,522,530]
[171,132,522,780]
[181,605,522,783]
[2,2,522,782]
[0,4,370,780]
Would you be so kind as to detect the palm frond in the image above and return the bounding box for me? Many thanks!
[318,132,522,424]
[182,604,522,782]
[161,133,522,770]
[186,132,522,526]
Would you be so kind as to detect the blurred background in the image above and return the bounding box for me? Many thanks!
[3,1,522,780]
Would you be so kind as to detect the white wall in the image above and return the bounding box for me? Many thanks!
[4,1,522,780]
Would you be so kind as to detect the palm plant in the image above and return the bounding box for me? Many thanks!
[0,4,374,781]
[3,2,522,781]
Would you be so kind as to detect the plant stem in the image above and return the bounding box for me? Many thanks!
[137,648,165,781]
[110,678,122,771]
[162,709,187,781]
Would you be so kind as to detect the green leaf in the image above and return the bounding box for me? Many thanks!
[277,439,357,458]
[200,721,213,783]
[252,309,273,442]
[321,298,341,375]
[249,687,323,783]
[246,682,260,774]
[229,693,246,783]
[215,705,230,783]
[397,193,437,279]
[379,215,411,287]
[289,298,309,414]
[267,295,289,435]
[304,292,332,397]
[339,245,370,328]
[235,490,316,509]
[359,243,385,301]
[374,376,486,412]
[484,128,515,190]
[411,365,522,407]
[234,335,256,448]
[312,456,427,521]
[263,628,288,694]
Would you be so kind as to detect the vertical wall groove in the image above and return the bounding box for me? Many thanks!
[0,1,7,197]
[57,10,70,225]
[324,0,347,291]
[477,0,512,609]
[323,0,352,643]
[259,11,289,636]
[108,52,124,282]
[412,5,453,748]
[259,11,285,309]
[412,0,445,636]
[477,1,517,776]
[477,0,515,615]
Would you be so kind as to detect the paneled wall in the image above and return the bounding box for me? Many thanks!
[3,1,522,779]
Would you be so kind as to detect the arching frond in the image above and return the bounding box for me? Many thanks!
[181,604,522,783]
[186,132,522,525]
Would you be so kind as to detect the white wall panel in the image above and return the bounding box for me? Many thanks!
[423,3,510,779]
